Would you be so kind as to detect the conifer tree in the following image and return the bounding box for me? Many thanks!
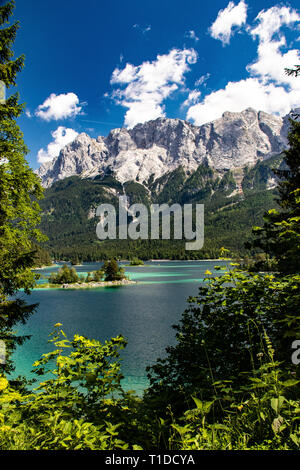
[248,119,300,273]
[285,65,300,77]
[0,1,44,372]
[247,67,300,273]
[103,260,125,281]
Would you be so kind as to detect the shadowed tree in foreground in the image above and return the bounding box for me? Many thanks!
[0,0,44,373]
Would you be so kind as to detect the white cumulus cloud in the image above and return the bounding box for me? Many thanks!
[250,5,300,43]
[110,48,197,128]
[187,4,300,125]
[209,0,248,45]
[248,6,300,86]
[35,92,82,121]
[37,126,78,164]
[187,77,300,125]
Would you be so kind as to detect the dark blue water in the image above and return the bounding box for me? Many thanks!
[13,260,228,394]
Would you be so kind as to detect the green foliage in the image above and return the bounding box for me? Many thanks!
[32,325,126,406]
[0,325,142,450]
[70,255,80,266]
[129,257,144,266]
[123,181,150,207]
[32,243,52,268]
[1,28,299,449]
[177,165,216,204]
[285,65,300,77]
[48,265,105,285]
[103,259,125,281]
[91,268,104,282]
[167,336,300,450]
[49,264,80,285]
[0,0,44,373]
[242,154,283,195]
[85,269,104,282]
[0,0,44,298]
[37,151,283,261]
[150,166,186,204]
[146,268,300,411]
[143,108,300,449]
[1,321,300,450]
[249,119,300,273]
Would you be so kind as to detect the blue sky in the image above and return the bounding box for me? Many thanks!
[11,0,300,169]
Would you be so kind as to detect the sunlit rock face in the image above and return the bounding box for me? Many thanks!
[36,108,290,188]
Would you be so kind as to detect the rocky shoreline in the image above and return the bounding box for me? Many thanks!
[60,279,137,289]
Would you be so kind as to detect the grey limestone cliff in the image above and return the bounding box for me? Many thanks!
[36,108,291,188]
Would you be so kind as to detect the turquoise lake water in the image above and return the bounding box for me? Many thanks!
[12,260,228,395]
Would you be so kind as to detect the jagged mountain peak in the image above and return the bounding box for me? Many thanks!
[36,108,289,188]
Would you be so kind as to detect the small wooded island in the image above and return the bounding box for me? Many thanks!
[129,257,144,266]
[42,260,137,289]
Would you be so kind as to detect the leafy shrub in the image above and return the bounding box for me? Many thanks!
[49,264,80,284]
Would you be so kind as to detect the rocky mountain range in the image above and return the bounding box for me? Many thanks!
[37,107,299,260]
[36,108,292,189]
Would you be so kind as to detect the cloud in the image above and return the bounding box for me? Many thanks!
[133,24,151,35]
[111,63,137,84]
[195,73,210,87]
[25,109,32,118]
[249,5,300,43]
[187,4,300,125]
[247,36,300,86]
[248,6,300,86]
[209,0,248,45]
[182,90,201,108]
[35,92,82,121]
[37,126,78,164]
[110,48,197,128]
[185,30,199,42]
[186,77,300,125]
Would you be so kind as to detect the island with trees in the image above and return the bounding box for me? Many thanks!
[129,257,145,266]
[46,260,136,289]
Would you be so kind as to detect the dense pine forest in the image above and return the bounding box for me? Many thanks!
[39,156,282,262]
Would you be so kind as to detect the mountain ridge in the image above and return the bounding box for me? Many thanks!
[39,151,283,260]
[36,108,291,188]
